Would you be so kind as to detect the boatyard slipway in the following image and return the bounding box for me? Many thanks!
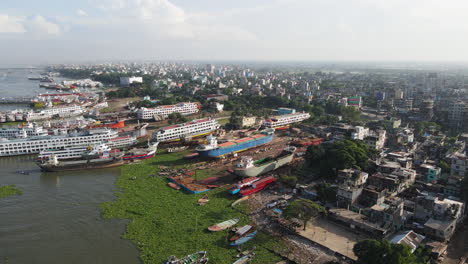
[100,150,285,264]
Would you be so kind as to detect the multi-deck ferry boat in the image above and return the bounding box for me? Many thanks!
[36,145,125,172]
[106,135,137,149]
[24,105,83,122]
[263,112,311,130]
[153,118,220,142]
[137,102,200,120]
[0,129,123,157]
[37,144,111,161]
[0,125,48,139]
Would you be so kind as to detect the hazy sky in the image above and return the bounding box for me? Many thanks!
[1,0,468,65]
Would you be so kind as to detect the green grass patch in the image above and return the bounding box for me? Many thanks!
[217,118,230,126]
[101,152,284,264]
[0,185,22,199]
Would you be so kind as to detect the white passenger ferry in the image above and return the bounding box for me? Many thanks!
[24,105,83,121]
[137,102,200,120]
[0,125,48,139]
[0,129,119,157]
[106,135,137,149]
[37,144,111,161]
[263,112,311,130]
[153,118,220,142]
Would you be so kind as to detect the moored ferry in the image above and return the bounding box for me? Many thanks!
[0,129,119,157]
[0,125,48,139]
[263,112,310,129]
[137,102,200,120]
[153,118,220,142]
[37,144,111,161]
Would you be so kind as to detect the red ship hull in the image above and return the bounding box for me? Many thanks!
[88,120,125,129]
[238,176,275,196]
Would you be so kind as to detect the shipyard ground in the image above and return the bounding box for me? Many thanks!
[101,150,287,264]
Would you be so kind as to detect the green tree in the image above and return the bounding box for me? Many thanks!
[353,239,430,264]
[315,183,337,203]
[168,112,188,124]
[279,174,298,188]
[283,199,325,230]
[439,160,450,174]
[306,145,325,161]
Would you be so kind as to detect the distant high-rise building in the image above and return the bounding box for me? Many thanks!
[448,101,467,131]
[421,99,434,120]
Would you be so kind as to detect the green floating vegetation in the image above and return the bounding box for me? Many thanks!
[101,152,284,264]
[0,185,22,199]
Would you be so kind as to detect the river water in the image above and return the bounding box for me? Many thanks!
[0,68,139,264]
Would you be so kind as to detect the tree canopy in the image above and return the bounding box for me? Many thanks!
[353,239,431,264]
[306,140,377,178]
[283,199,326,230]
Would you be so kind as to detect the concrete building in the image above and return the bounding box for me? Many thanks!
[120,76,143,86]
[364,130,386,150]
[414,196,465,241]
[418,164,442,183]
[336,169,369,207]
[448,101,466,131]
[347,96,362,108]
[448,150,468,178]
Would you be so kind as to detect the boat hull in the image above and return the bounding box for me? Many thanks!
[197,134,273,158]
[123,150,156,161]
[233,152,294,177]
[88,120,125,129]
[37,158,125,172]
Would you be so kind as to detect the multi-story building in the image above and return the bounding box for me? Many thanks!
[364,130,386,150]
[448,101,466,131]
[347,96,362,108]
[418,163,442,183]
[120,76,143,86]
[448,150,468,178]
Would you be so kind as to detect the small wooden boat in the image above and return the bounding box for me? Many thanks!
[198,176,219,184]
[197,195,209,206]
[230,225,255,241]
[231,196,249,208]
[230,231,257,246]
[208,218,240,232]
[168,182,181,190]
[235,247,256,258]
[232,253,255,264]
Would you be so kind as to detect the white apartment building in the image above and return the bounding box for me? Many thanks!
[120,76,143,86]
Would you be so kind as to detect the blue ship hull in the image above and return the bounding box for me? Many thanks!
[197,134,273,158]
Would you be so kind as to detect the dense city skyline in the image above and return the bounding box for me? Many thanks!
[2,0,468,65]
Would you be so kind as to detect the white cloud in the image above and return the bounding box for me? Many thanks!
[0,15,26,33]
[76,9,88,17]
[23,16,61,35]
[0,15,61,35]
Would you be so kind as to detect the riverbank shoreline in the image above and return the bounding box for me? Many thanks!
[100,151,286,264]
